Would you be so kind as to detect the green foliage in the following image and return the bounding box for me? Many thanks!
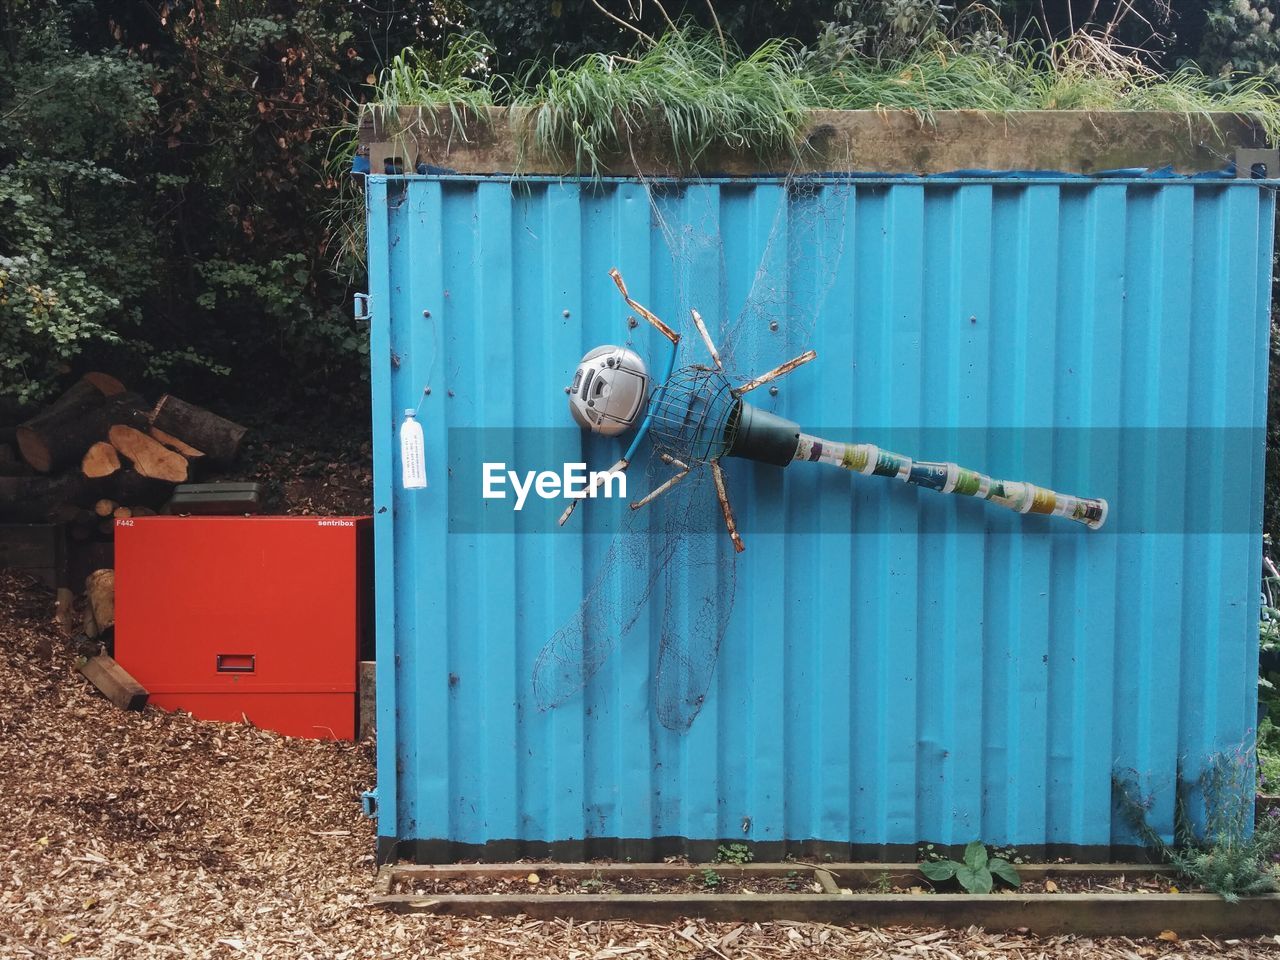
[1260,553,1280,791]
[1257,715,1280,794]
[1116,756,1280,903]
[1267,323,1280,557]
[872,871,893,894]
[918,840,1021,893]
[0,163,126,401]
[693,867,723,888]
[0,0,378,404]
[715,842,753,864]
[376,32,499,117]
[0,18,181,401]
[1199,0,1280,82]
[521,29,816,173]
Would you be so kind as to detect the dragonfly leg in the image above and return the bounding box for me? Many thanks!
[629,454,690,510]
[736,349,817,395]
[558,457,629,526]
[690,308,722,370]
[609,268,680,345]
[710,458,745,553]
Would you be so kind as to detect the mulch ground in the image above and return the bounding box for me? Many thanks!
[2,570,1278,959]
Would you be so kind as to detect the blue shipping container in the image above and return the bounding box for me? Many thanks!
[367,173,1274,861]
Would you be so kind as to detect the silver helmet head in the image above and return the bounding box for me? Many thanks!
[565,345,649,437]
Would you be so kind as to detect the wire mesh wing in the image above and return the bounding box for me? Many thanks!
[531,511,677,712]
[653,468,738,730]
[532,460,738,732]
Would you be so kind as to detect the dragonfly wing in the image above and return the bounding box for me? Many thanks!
[653,474,740,731]
[532,505,678,712]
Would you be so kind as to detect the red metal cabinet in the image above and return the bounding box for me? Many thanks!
[115,516,371,739]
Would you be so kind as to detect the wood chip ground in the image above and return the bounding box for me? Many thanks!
[2,570,1277,958]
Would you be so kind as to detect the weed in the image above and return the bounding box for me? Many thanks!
[872,871,893,894]
[716,842,753,865]
[919,840,1021,894]
[1116,753,1280,903]
[691,867,723,888]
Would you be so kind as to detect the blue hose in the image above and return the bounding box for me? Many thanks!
[623,337,679,463]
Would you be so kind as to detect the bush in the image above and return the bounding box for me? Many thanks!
[0,17,160,401]
[0,0,375,405]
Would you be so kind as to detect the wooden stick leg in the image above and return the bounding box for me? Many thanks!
[609,268,679,344]
[629,455,690,510]
[710,459,745,553]
[736,349,817,395]
[558,458,629,526]
[690,308,722,370]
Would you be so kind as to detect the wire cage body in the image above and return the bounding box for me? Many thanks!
[647,366,740,464]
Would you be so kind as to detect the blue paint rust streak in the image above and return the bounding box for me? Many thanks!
[368,176,1274,853]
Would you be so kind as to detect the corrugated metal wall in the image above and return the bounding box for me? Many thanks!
[367,174,1274,861]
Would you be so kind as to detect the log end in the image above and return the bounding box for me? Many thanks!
[15,426,52,473]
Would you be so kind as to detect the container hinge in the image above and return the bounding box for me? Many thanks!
[361,787,378,818]
[1235,148,1279,179]
[354,292,371,322]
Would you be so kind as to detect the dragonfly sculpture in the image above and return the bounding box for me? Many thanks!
[533,268,1108,731]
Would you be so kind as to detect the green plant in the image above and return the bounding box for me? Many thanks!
[1257,552,1280,791]
[716,842,753,864]
[521,28,817,174]
[693,867,722,888]
[1116,755,1280,903]
[1200,0,1280,83]
[872,871,893,894]
[919,840,1021,894]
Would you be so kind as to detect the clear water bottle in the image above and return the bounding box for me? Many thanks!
[400,408,427,489]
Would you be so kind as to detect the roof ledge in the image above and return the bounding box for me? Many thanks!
[359,106,1271,178]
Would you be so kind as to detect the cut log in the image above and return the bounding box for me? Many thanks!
[15,386,149,473]
[108,425,189,483]
[85,568,114,633]
[0,473,93,522]
[0,396,35,446]
[94,498,119,518]
[148,426,205,460]
[82,441,122,479]
[16,380,110,472]
[80,372,126,396]
[131,506,157,517]
[112,506,132,519]
[0,443,31,476]
[97,518,117,538]
[77,653,147,711]
[150,395,246,465]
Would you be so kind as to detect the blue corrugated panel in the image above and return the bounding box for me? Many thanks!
[367,175,1274,861]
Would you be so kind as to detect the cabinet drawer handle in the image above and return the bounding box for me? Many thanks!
[216,654,255,673]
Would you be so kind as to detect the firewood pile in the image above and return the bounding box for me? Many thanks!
[0,372,247,529]
[0,373,247,652]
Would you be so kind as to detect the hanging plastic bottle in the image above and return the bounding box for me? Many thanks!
[400,408,427,489]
